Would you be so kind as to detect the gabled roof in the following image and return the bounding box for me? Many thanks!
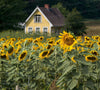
[24,6,65,27]
[39,7,65,27]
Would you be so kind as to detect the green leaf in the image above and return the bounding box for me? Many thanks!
[68,79,78,90]
[14,77,20,82]
[56,76,65,85]
[61,64,75,76]
[8,68,16,75]
[6,66,16,72]
[30,83,36,88]
[36,72,45,80]
[7,74,15,82]
[57,60,70,72]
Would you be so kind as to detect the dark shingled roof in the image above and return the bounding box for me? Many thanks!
[39,7,65,27]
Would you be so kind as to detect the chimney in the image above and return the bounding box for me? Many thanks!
[44,4,49,9]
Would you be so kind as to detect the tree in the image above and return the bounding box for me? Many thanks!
[66,8,86,35]
[0,0,27,30]
[52,3,86,35]
[52,2,69,17]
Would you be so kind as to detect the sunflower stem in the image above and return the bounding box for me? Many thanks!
[96,61,99,90]
[16,61,20,88]
[83,76,86,90]
[55,47,57,78]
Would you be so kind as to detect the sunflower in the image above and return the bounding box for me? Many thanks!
[90,50,98,56]
[18,50,27,61]
[97,41,100,46]
[17,37,21,40]
[71,56,76,63]
[32,45,39,50]
[15,45,21,54]
[64,46,76,54]
[77,36,82,42]
[55,40,60,45]
[86,43,93,48]
[0,53,9,60]
[0,49,5,54]
[3,43,9,49]
[33,38,39,43]
[48,40,54,44]
[48,48,54,56]
[0,38,6,41]
[85,55,98,62]
[10,38,16,41]
[39,50,49,59]
[39,36,44,41]
[28,38,33,43]
[93,36,99,40]
[84,36,91,42]
[7,45,14,55]
[46,44,52,49]
[20,39,24,42]
[59,31,77,50]
[15,41,22,46]
[79,47,85,52]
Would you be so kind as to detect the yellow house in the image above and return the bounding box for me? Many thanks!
[24,4,65,35]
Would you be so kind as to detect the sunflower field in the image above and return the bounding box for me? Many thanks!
[0,31,100,90]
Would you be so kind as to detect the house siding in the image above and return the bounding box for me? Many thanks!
[25,10,51,34]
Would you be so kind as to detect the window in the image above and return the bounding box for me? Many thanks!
[35,27,40,33]
[34,15,41,23]
[43,27,48,34]
[28,27,33,33]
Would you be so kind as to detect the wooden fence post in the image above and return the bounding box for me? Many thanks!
[16,85,20,90]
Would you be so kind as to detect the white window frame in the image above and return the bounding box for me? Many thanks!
[43,27,48,34]
[35,27,40,33]
[28,27,33,33]
[34,15,42,23]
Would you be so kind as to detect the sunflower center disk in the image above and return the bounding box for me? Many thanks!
[20,53,26,59]
[87,57,97,60]
[92,52,98,55]
[1,55,6,59]
[8,47,13,54]
[42,51,48,56]
[64,37,74,46]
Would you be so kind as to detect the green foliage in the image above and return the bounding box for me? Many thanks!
[52,2,69,17]
[66,8,86,35]
[56,38,100,90]
[0,31,100,89]
[26,0,100,19]
[52,3,86,35]
[0,0,27,30]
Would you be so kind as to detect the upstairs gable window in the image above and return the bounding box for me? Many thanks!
[34,15,41,23]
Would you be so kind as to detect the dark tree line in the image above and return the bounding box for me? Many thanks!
[26,0,100,19]
[0,0,27,30]
[0,0,100,31]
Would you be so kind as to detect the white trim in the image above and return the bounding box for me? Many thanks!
[49,24,52,35]
[24,6,53,27]
[25,24,26,34]
[35,27,40,33]
[43,27,48,33]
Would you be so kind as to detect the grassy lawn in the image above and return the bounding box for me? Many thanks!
[84,19,100,36]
